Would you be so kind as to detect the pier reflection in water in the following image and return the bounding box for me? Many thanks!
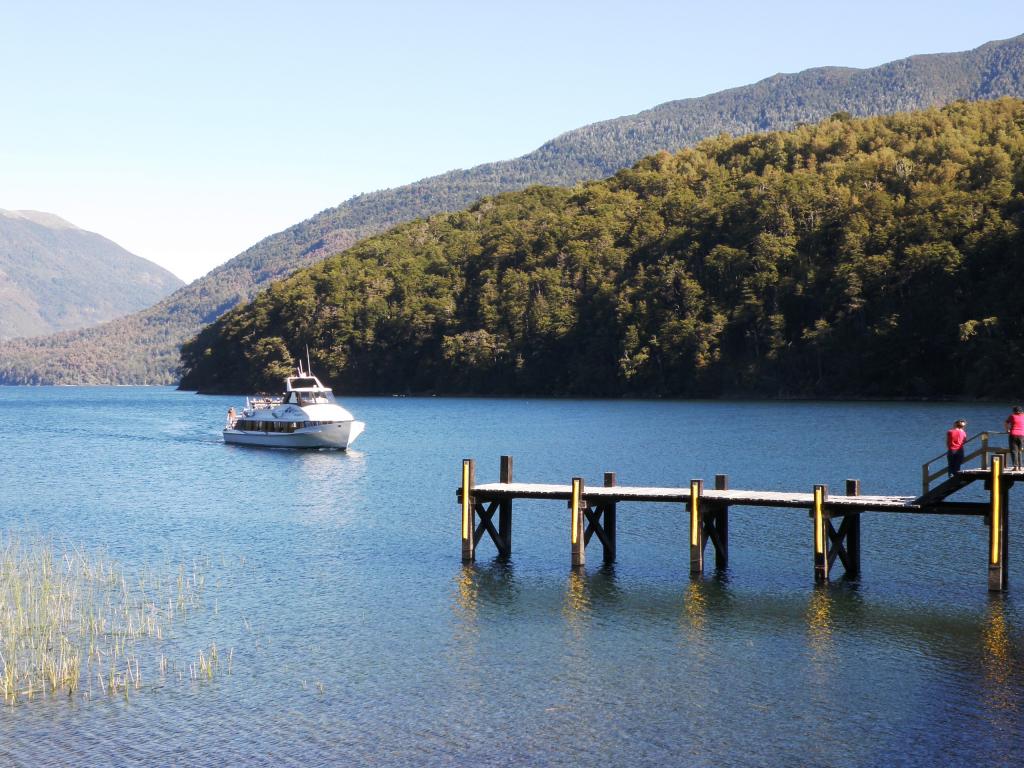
[981,596,1020,755]
[449,559,1022,767]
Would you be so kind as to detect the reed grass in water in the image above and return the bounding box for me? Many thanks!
[0,534,229,703]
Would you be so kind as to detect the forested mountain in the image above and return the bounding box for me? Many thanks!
[0,210,182,340]
[4,34,1024,384]
[180,99,1024,399]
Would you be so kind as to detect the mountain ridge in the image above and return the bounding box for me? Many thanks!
[2,33,1023,384]
[0,209,78,229]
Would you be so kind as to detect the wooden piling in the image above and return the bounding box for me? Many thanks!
[498,455,513,558]
[689,479,704,575]
[461,458,476,563]
[571,477,585,567]
[989,456,1008,592]
[813,484,829,582]
[714,474,729,568]
[603,472,617,563]
[845,479,862,578]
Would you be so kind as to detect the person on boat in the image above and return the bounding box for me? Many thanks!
[1004,407,1024,470]
[227,406,236,427]
[946,419,967,477]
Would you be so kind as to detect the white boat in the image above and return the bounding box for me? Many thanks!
[223,367,365,449]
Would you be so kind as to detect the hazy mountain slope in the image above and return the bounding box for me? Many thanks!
[0,210,183,340]
[2,33,1023,384]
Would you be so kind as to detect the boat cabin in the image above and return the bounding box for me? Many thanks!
[283,375,336,406]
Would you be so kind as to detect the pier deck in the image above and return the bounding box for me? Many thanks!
[474,483,956,512]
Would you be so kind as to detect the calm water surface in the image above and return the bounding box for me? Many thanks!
[0,388,1021,767]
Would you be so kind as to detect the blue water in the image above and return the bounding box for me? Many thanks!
[0,388,1021,767]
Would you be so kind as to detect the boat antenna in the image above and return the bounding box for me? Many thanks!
[306,345,312,375]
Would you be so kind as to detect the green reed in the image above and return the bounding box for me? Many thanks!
[0,533,229,704]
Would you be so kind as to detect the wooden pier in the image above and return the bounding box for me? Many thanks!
[458,434,1015,592]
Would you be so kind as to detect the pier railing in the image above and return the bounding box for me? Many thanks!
[921,431,1009,495]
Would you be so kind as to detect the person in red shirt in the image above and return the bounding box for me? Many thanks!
[1004,406,1024,469]
[946,419,967,477]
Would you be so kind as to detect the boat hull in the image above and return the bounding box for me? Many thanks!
[223,420,365,450]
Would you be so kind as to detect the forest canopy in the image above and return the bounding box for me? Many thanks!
[179,99,1024,399]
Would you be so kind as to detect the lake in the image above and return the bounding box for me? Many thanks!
[0,387,1020,767]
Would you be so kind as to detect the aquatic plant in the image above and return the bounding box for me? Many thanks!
[0,534,229,704]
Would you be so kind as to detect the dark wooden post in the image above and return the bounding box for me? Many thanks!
[498,455,513,558]
[988,456,1008,592]
[689,479,704,575]
[603,472,617,563]
[714,474,729,568]
[845,479,861,578]
[571,477,586,568]
[813,484,829,582]
[461,458,476,563]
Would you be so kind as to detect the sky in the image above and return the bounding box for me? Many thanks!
[2,1,1022,282]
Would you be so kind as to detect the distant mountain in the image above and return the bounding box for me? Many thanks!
[0,210,183,340]
[2,33,1023,384]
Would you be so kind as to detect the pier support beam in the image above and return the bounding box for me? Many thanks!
[571,477,586,568]
[498,455,513,559]
[812,482,861,581]
[603,472,617,563]
[583,472,617,563]
[459,457,510,561]
[812,484,829,582]
[842,479,862,578]
[689,479,705,575]
[988,456,1009,592]
[712,474,730,569]
[690,477,729,576]
[461,459,476,562]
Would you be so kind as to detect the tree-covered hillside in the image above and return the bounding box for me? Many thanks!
[3,35,1024,385]
[179,99,1024,399]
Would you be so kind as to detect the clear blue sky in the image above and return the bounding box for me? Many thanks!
[2,1,1021,281]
